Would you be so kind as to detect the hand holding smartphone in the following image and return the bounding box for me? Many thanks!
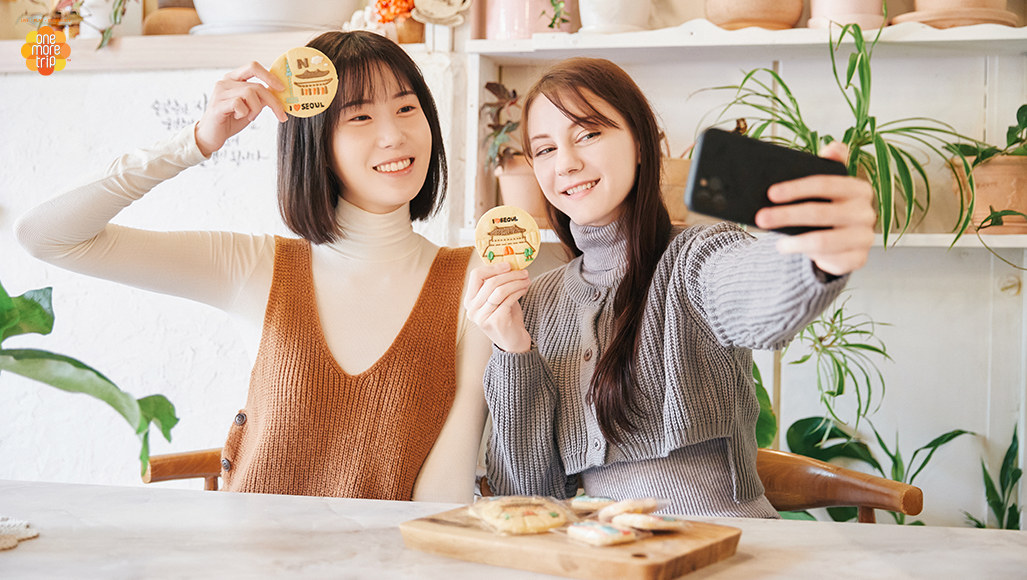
[684,128,849,235]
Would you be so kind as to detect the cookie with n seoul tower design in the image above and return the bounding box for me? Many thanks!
[269,46,338,118]
[474,205,541,270]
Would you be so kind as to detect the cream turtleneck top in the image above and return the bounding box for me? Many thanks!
[14,123,490,503]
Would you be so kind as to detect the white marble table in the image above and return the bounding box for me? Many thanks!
[1,479,1025,579]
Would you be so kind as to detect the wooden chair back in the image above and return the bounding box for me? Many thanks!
[143,448,223,491]
[142,447,924,523]
[757,448,923,523]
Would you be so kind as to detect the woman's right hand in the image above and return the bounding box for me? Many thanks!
[464,262,533,353]
[194,62,289,157]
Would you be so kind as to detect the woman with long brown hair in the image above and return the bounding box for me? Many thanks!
[465,57,875,516]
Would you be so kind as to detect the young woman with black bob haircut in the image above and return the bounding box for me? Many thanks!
[17,31,490,503]
[465,58,875,517]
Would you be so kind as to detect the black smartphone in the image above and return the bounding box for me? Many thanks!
[684,128,849,235]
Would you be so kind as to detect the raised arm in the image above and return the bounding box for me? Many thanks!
[14,63,289,311]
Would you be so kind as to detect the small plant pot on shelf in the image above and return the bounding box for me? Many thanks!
[955,156,1027,234]
[661,157,690,224]
[495,156,549,229]
[808,0,887,30]
[705,0,803,30]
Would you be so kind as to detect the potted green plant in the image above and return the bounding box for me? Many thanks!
[963,426,1021,530]
[703,19,980,246]
[950,104,1027,236]
[0,278,178,474]
[481,81,548,226]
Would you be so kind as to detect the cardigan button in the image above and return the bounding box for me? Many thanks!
[583,349,593,361]
[234,412,247,426]
[592,439,601,450]
[221,458,232,472]
[591,289,601,301]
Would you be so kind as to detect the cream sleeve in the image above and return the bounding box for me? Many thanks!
[14,123,272,314]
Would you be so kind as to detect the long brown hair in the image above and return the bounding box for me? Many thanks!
[522,58,673,443]
[277,31,447,244]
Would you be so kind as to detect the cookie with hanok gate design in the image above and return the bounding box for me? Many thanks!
[474,205,542,270]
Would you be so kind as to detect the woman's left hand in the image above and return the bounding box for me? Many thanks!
[754,141,876,276]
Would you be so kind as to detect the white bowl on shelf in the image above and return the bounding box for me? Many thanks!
[191,0,361,33]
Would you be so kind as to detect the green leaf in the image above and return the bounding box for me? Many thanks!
[963,511,987,528]
[1016,104,1027,131]
[826,506,857,522]
[906,429,974,484]
[137,394,179,441]
[752,363,777,448]
[0,348,141,429]
[780,511,817,521]
[1005,505,1021,530]
[2,288,55,343]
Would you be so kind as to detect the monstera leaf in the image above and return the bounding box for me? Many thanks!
[0,280,178,474]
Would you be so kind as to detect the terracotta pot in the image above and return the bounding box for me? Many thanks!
[915,0,1006,11]
[954,156,1027,234]
[705,0,803,30]
[662,157,690,224]
[395,15,425,43]
[808,0,886,29]
[495,156,549,228]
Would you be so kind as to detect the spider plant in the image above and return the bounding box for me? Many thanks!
[703,19,980,246]
[786,295,890,431]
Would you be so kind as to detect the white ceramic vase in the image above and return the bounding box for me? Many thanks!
[191,0,362,34]
[579,0,651,33]
[808,0,886,30]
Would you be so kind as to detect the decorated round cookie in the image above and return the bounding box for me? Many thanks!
[596,497,661,523]
[470,496,568,535]
[610,513,691,532]
[567,521,640,547]
[270,47,338,118]
[474,205,541,270]
[569,494,616,514]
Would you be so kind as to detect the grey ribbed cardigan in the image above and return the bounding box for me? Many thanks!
[484,220,847,517]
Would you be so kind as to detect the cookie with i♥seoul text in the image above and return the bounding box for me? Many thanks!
[269,46,338,118]
[474,205,541,270]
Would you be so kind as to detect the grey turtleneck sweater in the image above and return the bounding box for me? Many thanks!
[484,220,847,518]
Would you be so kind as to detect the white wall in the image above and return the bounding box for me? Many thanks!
[0,54,466,490]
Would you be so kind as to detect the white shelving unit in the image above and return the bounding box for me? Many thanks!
[460,20,1027,250]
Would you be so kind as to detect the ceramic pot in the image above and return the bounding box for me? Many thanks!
[661,157,690,224]
[914,0,1006,11]
[808,0,886,29]
[495,156,549,228]
[191,0,361,33]
[954,156,1027,234]
[485,0,579,40]
[578,0,651,33]
[705,0,803,30]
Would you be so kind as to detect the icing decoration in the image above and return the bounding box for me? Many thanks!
[270,47,339,118]
[474,205,541,270]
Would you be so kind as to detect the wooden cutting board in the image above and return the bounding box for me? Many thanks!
[400,506,741,580]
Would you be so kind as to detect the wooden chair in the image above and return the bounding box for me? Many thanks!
[143,447,923,523]
[142,448,223,491]
[756,448,923,523]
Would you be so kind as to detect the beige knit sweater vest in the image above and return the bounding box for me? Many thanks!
[221,236,472,499]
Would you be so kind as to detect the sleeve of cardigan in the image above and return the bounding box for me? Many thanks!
[484,346,572,498]
[13,123,271,312]
[674,223,848,351]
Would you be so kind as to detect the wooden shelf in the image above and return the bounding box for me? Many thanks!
[465,19,1027,65]
[0,30,429,73]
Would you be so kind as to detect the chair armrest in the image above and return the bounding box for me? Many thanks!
[757,448,923,522]
[143,448,223,490]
